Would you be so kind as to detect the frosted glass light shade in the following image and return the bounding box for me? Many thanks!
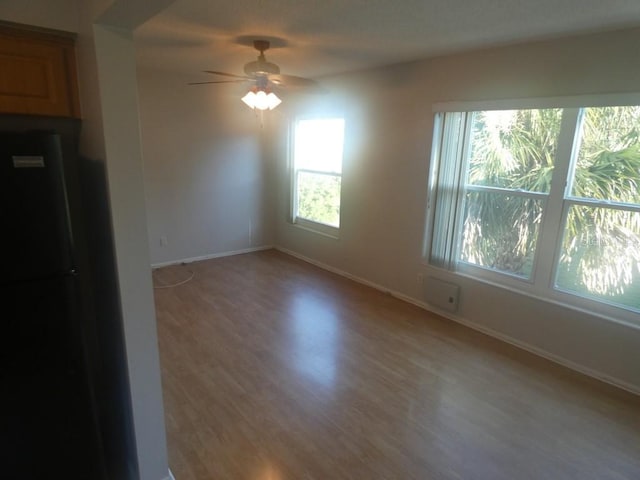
[241,90,281,110]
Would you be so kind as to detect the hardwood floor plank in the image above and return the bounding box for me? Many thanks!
[153,250,640,480]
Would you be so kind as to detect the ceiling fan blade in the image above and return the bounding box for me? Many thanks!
[269,74,318,88]
[269,75,329,94]
[188,79,250,85]
[203,70,253,80]
[269,74,328,93]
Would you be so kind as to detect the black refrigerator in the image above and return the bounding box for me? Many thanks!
[0,130,106,479]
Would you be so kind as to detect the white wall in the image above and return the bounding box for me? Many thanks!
[272,27,640,393]
[90,23,170,480]
[137,67,275,265]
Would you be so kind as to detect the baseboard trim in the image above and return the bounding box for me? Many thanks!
[276,246,640,397]
[168,468,176,480]
[151,245,274,269]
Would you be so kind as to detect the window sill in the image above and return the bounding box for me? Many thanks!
[423,262,640,331]
[291,217,340,239]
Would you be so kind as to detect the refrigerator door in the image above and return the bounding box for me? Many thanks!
[0,132,75,283]
[1,274,102,479]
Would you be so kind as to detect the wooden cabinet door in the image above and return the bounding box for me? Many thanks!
[0,26,80,118]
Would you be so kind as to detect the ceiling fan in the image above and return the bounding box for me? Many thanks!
[189,40,320,110]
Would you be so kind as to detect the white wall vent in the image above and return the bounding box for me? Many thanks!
[424,277,460,312]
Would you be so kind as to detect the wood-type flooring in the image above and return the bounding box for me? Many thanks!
[153,249,640,480]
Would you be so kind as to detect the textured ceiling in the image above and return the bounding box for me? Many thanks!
[134,0,640,81]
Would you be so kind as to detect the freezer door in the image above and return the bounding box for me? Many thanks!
[0,132,74,282]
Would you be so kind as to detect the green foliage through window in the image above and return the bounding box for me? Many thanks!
[429,104,640,313]
[297,172,341,228]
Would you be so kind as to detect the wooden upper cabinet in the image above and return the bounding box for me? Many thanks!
[0,22,80,118]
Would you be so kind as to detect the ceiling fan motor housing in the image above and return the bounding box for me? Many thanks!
[244,59,280,76]
[244,40,281,76]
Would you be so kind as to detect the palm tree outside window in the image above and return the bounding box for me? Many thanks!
[426,102,640,316]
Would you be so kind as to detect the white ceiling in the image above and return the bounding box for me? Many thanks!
[135,0,640,82]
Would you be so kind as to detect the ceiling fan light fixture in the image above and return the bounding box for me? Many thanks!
[241,89,281,111]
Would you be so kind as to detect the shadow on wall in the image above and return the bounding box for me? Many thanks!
[78,155,139,480]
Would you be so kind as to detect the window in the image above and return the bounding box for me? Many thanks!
[427,103,640,316]
[291,118,345,236]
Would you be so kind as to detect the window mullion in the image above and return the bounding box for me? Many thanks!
[464,185,548,200]
[297,168,341,177]
[532,108,580,291]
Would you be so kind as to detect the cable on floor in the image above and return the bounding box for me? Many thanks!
[152,267,195,289]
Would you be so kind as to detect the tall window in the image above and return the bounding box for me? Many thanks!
[291,118,345,236]
[427,104,640,316]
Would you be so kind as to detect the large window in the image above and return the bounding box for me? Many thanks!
[427,103,640,316]
[291,118,345,236]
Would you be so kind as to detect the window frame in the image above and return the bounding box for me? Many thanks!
[425,94,640,326]
[289,116,345,238]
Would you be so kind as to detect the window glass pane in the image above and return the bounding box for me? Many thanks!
[571,106,640,204]
[294,119,344,173]
[296,171,341,227]
[459,191,544,278]
[468,109,562,193]
[556,205,640,310]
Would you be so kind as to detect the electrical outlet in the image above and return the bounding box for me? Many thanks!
[160,235,168,247]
